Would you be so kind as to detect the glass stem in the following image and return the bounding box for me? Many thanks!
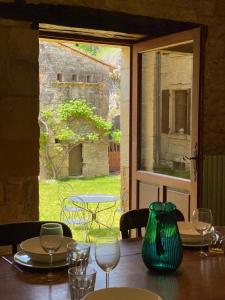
[106,272,109,288]
[48,253,53,278]
[200,233,204,254]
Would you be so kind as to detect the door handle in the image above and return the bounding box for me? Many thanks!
[183,144,198,181]
[183,156,197,161]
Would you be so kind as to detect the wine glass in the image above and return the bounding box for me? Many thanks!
[40,223,63,280]
[192,208,213,257]
[95,230,120,288]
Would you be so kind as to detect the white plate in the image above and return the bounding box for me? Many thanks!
[83,287,163,300]
[14,251,68,269]
[178,222,213,245]
[20,236,74,263]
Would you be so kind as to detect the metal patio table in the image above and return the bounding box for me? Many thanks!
[68,194,119,228]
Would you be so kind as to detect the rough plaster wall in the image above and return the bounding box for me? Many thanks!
[32,0,225,155]
[0,19,39,222]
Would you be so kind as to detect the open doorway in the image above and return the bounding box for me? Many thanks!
[38,37,130,240]
[69,144,82,176]
[37,15,203,240]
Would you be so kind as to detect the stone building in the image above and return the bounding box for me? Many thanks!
[39,41,115,178]
[140,50,192,175]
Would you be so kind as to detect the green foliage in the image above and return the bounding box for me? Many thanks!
[72,43,118,61]
[74,44,99,56]
[39,99,113,178]
[59,100,94,120]
[57,127,75,142]
[58,99,112,132]
[39,131,48,151]
[111,130,121,144]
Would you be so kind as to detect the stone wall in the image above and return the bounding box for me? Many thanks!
[0,19,39,222]
[120,47,130,211]
[140,51,192,172]
[82,142,109,177]
[160,52,192,169]
[39,41,112,178]
[65,0,225,155]
[39,41,111,118]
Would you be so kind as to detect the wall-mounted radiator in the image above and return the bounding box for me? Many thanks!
[203,155,225,225]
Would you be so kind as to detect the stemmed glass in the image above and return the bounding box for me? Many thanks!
[95,230,120,288]
[192,208,213,257]
[40,223,63,280]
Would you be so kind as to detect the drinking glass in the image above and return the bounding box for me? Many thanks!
[95,231,120,288]
[68,266,96,300]
[192,208,213,257]
[40,222,63,280]
[67,242,90,271]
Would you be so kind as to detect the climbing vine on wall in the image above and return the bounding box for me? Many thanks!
[39,99,119,179]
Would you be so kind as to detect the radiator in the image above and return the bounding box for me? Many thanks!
[203,155,225,225]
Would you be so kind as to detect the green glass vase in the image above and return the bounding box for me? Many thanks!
[142,202,183,272]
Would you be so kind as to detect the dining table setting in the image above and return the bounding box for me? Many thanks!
[1,204,225,300]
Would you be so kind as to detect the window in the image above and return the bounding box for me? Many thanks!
[161,89,191,135]
[57,73,62,82]
[72,74,78,82]
[174,90,191,134]
[87,75,92,83]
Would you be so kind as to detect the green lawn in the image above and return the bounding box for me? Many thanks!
[39,175,121,241]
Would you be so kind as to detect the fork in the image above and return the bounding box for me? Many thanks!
[1,256,24,273]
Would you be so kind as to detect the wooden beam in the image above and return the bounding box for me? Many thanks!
[0,3,198,36]
[39,30,136,46]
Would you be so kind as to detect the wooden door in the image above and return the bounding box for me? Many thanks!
[69,144,82,176]
[131,28,203,220]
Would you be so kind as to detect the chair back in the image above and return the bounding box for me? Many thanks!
[58,182,74,205]
[120,208,149,239]
[120,207,185,239]
[0,221,72,254]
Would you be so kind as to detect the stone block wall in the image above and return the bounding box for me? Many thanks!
[39,41,111,118]
[82,142,109,177]
[0,19,39,222]
[120,47,130,211]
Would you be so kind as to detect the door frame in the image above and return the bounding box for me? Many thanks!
[39,24,205,215]
[130,27,205,216]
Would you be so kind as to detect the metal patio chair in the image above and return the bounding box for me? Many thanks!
[58,182,90,241]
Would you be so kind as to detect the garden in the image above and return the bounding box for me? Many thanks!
[39,175,121,241]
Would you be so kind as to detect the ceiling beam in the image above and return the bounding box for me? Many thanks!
[0,3,198,36]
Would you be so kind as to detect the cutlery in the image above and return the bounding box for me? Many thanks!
[1,256,24,272]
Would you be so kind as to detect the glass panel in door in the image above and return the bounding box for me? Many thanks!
[140,42,193,179]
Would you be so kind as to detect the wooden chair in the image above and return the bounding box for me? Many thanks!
[120,207,185,239]
[0,221,72,254]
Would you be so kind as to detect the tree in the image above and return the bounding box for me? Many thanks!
[39,99,114,179]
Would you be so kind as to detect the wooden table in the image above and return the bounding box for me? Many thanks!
[1,239,225,300]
